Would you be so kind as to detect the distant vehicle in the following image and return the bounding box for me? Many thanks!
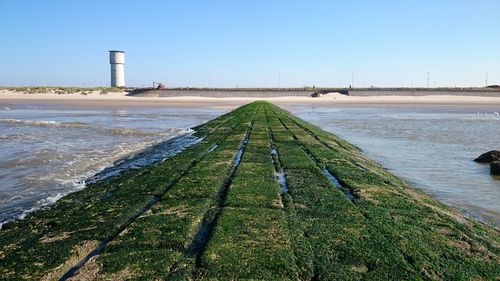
[153,82,166,89]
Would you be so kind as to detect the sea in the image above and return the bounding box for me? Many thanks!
[0,102,222,227]
[0,101,499,229]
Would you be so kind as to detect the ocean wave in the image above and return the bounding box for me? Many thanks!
[87,133,201,183]
[0,118,164,137]
[0,118,90,128]
[170,127,195,134]
[0,133,41,142]
[107,128,158,137]
[0,128,200,229]
[0,192,68,229]
[18,193,65,219]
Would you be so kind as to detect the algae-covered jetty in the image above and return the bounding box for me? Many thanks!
[0,102,498,280]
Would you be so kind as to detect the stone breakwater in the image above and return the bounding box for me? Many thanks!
[0,102,498,280]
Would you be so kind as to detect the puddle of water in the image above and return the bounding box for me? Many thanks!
[233,148,244,167]
[270,144,288,193]
[322,169,355,200]
[322,169,342,188]
[207,144,218,154]
[232,133,250,167]
[275,171,289,193]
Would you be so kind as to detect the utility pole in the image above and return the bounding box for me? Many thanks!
[427,72,430,88]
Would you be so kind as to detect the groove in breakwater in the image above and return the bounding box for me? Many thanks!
[274,171,288,193]
[185,119,255,271]
[232,140,247,166]
[59,114,250,280]
[59,196,161,280]
[207,144,218,154]
[270,140,288,193]
[275,115,358,202]
[264,106,317,280]
[60,158,201,280]
[280,115,361,200]
[266,108,289,194]
[322,169,354,200]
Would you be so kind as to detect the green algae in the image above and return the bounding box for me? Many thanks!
[266,103,499,280]
[0,101,498,280]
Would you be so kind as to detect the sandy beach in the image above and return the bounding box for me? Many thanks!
[2,90,500,110]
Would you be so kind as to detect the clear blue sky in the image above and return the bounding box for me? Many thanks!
[0,0,499,87]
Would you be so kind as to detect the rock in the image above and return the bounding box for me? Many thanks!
[474,150,500,163]
[491,161,500,175]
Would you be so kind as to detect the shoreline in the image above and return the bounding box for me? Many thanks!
[2,90,500,109]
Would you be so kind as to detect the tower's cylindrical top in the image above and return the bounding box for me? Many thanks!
[109,50,125,64]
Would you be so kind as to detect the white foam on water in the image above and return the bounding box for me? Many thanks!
[3,192,66,228]
[88,133,202,183]
[0,129,201,228]
[0,118,89,128]
[0,118,165,137]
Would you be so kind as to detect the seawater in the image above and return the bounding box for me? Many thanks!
[0,103,223,227]
[288,105,500,228]
[1,102,499,229]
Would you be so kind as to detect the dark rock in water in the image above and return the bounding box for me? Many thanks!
[491,161,500,175]
[474,150,500,163]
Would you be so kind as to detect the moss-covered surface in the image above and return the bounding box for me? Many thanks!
[0,101,498,280]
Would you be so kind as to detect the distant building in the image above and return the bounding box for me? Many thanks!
[109,50,125,87]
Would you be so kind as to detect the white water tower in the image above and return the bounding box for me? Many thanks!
[109,50,125,87]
